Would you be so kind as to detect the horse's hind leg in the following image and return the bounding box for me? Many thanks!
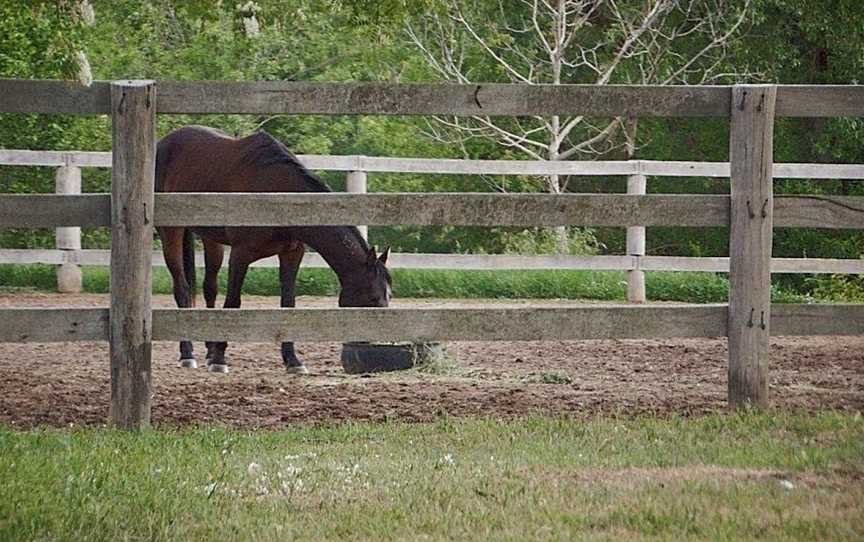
[279,243,307,374]
[206,245,252,373]
[202,239,224,363]
[159,226,196,367]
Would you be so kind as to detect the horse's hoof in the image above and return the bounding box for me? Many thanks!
[179,358,198,369]
[207,363,229,374]
[285,365,309,375]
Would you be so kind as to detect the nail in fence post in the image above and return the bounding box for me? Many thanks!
[109,80,156,429]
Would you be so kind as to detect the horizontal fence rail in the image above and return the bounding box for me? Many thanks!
[4,149,864,179]
[2,249,862,274]
[2,304,863,344]
[2,192,863,229]
[2,80,864,118]
[0,194,110,227]
[153,193,731,227]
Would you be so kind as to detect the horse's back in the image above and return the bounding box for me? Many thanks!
[156,126,319,194]
[156,126,245,193]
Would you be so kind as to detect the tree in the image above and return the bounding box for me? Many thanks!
[407,0,752,250]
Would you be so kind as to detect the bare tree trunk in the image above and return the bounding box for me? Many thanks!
[624,116,638,160]
[550,5,568,254]
[548,121,569,253]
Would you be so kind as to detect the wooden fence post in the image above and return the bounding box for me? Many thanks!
[109,80,156,429]
[626,169,647,303]
[55,165,82,293]
[346,169,368,240]
[728,85,777,408]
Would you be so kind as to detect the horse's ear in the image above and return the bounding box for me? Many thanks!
[378,246,390,266]
[366,246,378,267]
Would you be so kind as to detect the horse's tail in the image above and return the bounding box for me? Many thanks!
[183,229,197,304]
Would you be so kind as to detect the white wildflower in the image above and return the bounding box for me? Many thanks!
[282,464,302,477]
[255,483,270,496]
[779,479,795,490]
[247,462,262,475]
[242,16,260,37]
[281,477,304,494]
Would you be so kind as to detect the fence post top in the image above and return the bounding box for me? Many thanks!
[732,83,778,90]
[110,80,155,88]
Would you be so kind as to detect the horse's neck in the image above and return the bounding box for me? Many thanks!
[296,226,368,285]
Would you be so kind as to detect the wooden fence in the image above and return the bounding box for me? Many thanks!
[1,79,863,428]
[2,149,862,303]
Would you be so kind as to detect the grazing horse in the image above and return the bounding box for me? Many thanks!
[155,125,391,374]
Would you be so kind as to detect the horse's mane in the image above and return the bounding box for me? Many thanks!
[243,131,331,194]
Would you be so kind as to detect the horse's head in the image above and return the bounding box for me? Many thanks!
[339,246,392,308]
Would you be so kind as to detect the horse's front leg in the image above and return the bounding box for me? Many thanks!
[206,246,252,373]
[279,243,307,374]
[202,239,225,364]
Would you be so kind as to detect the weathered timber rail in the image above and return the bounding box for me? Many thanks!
[3,304,864,344]
[4,192,863,228]
[1,79,863,427]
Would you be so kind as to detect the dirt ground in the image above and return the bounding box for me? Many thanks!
[0,292,861,428]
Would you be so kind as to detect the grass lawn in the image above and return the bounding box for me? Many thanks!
[1,411,862,540]
[0,264,816,303]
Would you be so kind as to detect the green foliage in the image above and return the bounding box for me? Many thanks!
[388,269,625,300]
[500,227,600,256]
[807,274,864,303]
[645,272,730,303]
[0,1,86,80]
[0,263,56,292]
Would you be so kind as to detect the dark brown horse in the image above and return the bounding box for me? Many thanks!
[156,125,391,374]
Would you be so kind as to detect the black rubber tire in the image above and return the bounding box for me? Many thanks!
[341,342,442,374]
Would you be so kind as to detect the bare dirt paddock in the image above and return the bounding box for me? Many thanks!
[1,292,861,428]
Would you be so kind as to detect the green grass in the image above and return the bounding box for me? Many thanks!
[0,264,821,303]
[1,412,862,540]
